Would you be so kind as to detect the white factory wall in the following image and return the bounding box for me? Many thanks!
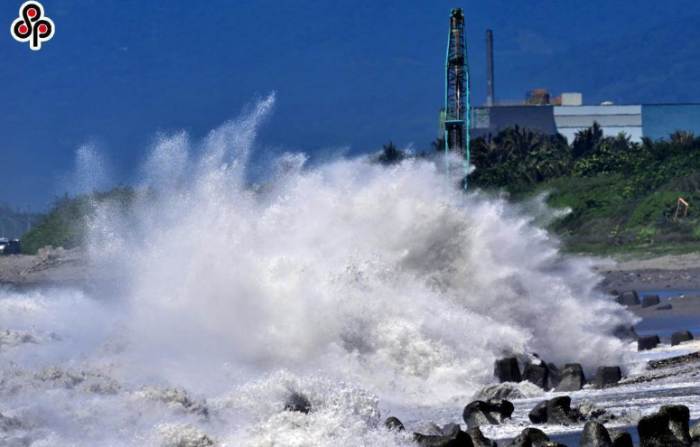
[554,105,643,143]
[557,126,643,144]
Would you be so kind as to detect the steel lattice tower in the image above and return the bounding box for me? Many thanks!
[444,8,470,192]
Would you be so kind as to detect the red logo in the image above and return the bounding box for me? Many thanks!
[11,1,54,51]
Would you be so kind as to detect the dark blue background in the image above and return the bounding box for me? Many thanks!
[2,0,699,209]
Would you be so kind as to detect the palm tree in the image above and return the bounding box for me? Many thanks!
[376,141,405,165]
[572,122,604,159]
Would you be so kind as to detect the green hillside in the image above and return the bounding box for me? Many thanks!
[20,187,135,254]
[470,124,700,256]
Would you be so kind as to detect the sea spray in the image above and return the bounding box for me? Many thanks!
[0,94,635,445]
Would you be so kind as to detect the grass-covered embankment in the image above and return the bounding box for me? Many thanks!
[470,124,700,256]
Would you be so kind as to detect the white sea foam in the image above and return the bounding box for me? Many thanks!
[0,94,637,446]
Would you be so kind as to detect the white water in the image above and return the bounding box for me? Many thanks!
[0,95,637,446]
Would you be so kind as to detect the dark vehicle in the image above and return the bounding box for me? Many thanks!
[0,239,20,255]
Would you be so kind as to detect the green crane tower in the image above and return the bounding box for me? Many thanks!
[444,8,470,192]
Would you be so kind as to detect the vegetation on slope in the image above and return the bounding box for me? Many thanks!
[20,187,135,254]
[469,124,700,255]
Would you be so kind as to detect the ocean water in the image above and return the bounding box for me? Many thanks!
[0,95,650,446]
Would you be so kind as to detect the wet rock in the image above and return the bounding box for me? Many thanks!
[541,443,567,447]
[660,405,691,446]
[546,363,561,389]
[637,408,686,447]
[523,363,549,389]
[510,427,550,447]
[442,423,462,437]
[529,400,549,424]
[384,416,405,431]
[641,295,660,308]
[612,325,639,342]
[637,335,660,351]
[414,427,474,447]
[466,427,497,447]
[554,363,586,392]
[488,399,515,423]
[617,291,640,306]
[690,420,700,443]
[474,381,544,401]
[463,401,498,428]
[578,401,614,423]
[595,366,622,389]
[656,304,673,311]
[671,331,694,346]
[547,396,581,425]
[284,391,311,413]
[494,357,522,383]
[137,386,209,418]
[579,421,612,447]
[608,429,633,447]
[418,423,444,436]
[462,399,514,428]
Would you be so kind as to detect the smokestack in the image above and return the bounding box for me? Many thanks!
[486,30,495,106]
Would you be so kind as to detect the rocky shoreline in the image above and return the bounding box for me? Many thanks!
[380,345,700,447]
[2,250,700,446]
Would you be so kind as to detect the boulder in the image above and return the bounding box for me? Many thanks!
[656,304,673,311]
[510,427,550,447]
[473,382,544,401]
[637,335,660,351]
[546,396,581,425]
[613,325,639,342]
[671,331,694,346]
[488,399,515,422]
[529,400,549,424]
[495,357,522,383]
[579,421,612,447]
[414,427,474,447]
[641,295,660,308]
[637,409,686,447]
[554,363,586,392]
[466,427,497,447]
[462,399,514,428]
[384,416,405,431]
[284,392,311,413]
[546,363,561,389]
[442,424,462,438]
[595,366,622,389]
[608,429,633,447]
[617,291,640,306]
[660,405,691,446]
[463,401,497,428]
[578,401,614,423]
[523,363,549,389]
[690,420,700,443]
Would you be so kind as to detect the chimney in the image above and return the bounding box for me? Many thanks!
[486,30,495,106]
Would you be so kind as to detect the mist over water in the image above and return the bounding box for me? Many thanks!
[0,95,635,446]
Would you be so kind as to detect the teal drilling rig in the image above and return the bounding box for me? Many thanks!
[444,8,470,192]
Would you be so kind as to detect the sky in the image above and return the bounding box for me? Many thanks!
[1,0,700,210]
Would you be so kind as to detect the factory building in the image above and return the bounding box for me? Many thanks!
[472,30,700,143]
[471,100,700,143]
